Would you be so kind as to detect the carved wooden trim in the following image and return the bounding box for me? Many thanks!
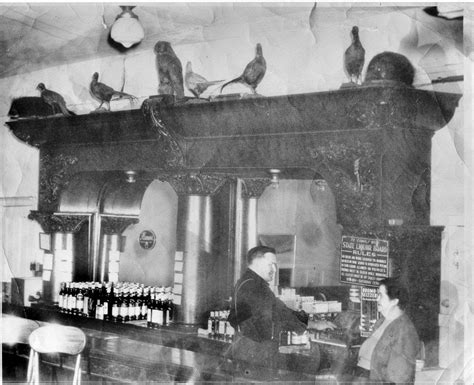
[39,152,78,212]
[161,173,228,196]
[241,178,271,199]
[101,216,139,235]
[142,97,185,168]
[28,211,89,233]
[308,139,379,228]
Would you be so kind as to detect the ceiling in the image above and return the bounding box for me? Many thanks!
[0,3,314,79]
[0,3,465,80]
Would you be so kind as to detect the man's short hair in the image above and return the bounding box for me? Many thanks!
[246,245,276,265]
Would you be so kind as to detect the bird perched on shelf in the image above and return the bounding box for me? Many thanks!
[185,62,223,98]
[154,41,185,99]
[89,72,137,111]
[344,26,365,84]
[36,83,74,116]
[220,43,266,94]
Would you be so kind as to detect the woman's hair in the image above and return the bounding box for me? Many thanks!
[246,245,276,265]
[379,277,409,310]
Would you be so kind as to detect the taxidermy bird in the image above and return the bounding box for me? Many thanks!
[185,61,223,98]
[9,97,55,119]
[344,26,365,84]
[154,41,184,99]
[36,83,74,116]
[90,72,137,111]
[220,43,266,94]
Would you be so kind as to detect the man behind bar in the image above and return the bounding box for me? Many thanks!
[228,245,335,368]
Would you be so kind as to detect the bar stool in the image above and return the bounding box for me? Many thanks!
[2,315,41,381]
[2,315,40,345]
[27,324,86,385]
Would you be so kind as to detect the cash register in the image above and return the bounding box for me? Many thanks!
[309,310,362,374]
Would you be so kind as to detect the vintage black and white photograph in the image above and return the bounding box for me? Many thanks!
[0,2,472,384]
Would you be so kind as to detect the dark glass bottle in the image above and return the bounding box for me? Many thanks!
[113,287,121,323]
[156,287,164,327]
[75,284,84,316]
[130,288,137,321]
[103,283,111,322]
[122,288,130,323]
[70,283,78,315]
[218,311,226,339]
[88,283,98,318]
[82,283,89,316]
[58,282,65,312]
[164,287,174,326]
[65,282,72,314]
[147,288,154,328]
[142,287,150,322]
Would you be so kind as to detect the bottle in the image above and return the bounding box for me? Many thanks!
[76,284,84,316]
[153,287,162,327]
[225,311,235,341]
[130,288,138,321]
[208,312,214,336]
[113,287,121,323]
[95,283,104,320]
[102,283,111,322]
[81,283,89,316]
[88,283,98,318]
[58,282,65,312]
[147,288,155,328]
[69,283,77,315]
[64,282,71,314]
[142,287,149,322]
[210,311,217,338]
[156,287,165,327]
[121,287,130,323]
[164,287,174,326]
[218,311,226,339]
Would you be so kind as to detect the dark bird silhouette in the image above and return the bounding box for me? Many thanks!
[90,72,137,111]
[344,26,365,84]
[9,97,55,119]
[185,62,223,98]
[154,41,184,99]
[220,43,266,94]
[36,83,73,116]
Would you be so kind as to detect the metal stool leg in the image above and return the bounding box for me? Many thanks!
[27,348,34,383]
[28,350,40,385]
[72,353,82,385]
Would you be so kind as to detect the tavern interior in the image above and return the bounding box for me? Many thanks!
[0,3,472,384]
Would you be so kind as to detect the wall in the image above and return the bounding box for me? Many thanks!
[120,180,178,286]
[258,179,341,287]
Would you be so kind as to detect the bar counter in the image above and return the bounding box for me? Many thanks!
[2,303,344,383]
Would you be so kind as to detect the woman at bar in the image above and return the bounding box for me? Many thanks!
[353,277,420,385]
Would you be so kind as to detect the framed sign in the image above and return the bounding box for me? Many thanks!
[340,235,389,287]
[39,233,51,251]
[139,230,156,250]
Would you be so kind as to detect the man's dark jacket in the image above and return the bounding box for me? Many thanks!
[228,268,307,342]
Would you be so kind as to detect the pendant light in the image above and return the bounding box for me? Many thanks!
[110,6,145,48]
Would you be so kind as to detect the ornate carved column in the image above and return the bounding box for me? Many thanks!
[161,173,228,325]
[38,153,78,213]
[233,178,271,283]
[28,211,88,233]
[99,216,139,282]
[28,211,89,304]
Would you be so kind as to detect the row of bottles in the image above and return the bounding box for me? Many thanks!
[146,286,174,328]
[58,281,174,326]
[207,310,234,341]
